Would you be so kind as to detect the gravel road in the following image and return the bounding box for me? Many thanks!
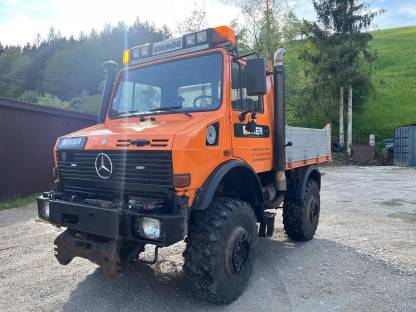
[1,166,415,311]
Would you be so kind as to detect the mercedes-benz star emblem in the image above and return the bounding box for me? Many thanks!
[95,153,113,179]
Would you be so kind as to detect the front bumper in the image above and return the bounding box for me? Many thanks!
[37,194,187,247]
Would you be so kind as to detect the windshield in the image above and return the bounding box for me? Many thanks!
[109,53,223,118]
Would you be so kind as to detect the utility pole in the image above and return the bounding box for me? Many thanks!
[339,86,344,147]
[347,84,352,155]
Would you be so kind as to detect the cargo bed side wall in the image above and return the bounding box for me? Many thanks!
[285,126,331,167]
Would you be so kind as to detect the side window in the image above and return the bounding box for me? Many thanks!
[231,62,241,109]
[231,61,263,112]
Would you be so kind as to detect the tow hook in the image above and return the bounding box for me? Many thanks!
[132,246,159,265]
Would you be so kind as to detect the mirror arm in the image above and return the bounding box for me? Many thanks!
[239,110,253,122]
[239,110,257,122]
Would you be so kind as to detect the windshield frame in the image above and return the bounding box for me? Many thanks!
[107,50,225,120]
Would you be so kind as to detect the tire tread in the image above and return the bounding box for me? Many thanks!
[283,179,320,241]
[183,197,256,303]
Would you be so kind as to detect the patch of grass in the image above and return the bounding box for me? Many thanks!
[285,25,416,140]
[355,26,416,140]
[0,194,39,210]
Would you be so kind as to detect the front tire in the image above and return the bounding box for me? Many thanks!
[283,179,320,241]
[183,197,257,303]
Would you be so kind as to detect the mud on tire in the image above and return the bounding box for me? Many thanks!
[183,197,257,303]
[283,179,320,241]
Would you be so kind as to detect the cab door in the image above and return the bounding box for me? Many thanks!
[230,60,273,172]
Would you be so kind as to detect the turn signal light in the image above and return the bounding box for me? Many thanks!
[173,174,191,188]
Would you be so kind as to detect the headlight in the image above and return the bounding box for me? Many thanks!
[185,34,196,46]
[131,47,140,59]
[140,45,151,57]
[196,30,207,43]
[141,217,161,239]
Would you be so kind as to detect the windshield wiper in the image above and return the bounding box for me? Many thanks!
[149,106,192,117]
[112,110,155,121]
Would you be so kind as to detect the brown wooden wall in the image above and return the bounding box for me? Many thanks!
[0,98,96,201]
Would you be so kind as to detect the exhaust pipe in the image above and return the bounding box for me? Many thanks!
[264,48,287,210]
[97,61,118,124]
[273,48,286,173]
[273,48,287,201]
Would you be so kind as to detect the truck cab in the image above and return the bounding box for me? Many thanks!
[38,26,331,303]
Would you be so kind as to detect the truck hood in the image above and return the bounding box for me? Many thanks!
[66,114,210,150]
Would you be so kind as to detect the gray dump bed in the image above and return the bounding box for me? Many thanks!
[285,124,332,166]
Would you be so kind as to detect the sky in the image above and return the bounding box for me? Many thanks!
[0,0,415,46]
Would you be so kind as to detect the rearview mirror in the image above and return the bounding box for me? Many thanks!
[244,58,267,96]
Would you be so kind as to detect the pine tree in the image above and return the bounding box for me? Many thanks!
[301,0,382,153]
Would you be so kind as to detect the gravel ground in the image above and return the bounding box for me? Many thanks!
[0,165,415,312]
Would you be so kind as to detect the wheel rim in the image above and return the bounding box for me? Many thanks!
[306,197,320,224]
[225,227,252,275]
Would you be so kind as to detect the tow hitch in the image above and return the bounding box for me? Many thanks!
[54,229,160,278]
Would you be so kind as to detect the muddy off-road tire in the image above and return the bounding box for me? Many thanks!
[283,179,320,241]
[183,197,257,303]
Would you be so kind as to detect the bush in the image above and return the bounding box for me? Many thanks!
[18,90,71,110]
[69,90,101,115]
[18,89,100,115]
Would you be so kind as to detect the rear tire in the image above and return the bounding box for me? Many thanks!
[283,179,320,241]
[183,197,257,303]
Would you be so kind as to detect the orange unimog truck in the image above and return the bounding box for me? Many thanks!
[38,26,331,303]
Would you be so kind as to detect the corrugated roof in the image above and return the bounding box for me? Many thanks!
[0,97,96,121]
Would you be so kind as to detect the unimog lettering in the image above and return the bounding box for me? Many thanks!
[153,38,183,55]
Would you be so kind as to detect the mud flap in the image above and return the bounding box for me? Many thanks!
[54,230,123,279]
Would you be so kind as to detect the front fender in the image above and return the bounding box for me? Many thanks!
[192,160,264,214]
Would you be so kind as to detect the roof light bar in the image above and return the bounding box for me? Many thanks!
[122,26,235,65]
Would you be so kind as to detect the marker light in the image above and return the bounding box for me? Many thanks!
[123,49,130,65]
[206,124,218,146]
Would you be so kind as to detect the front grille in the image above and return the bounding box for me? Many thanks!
[57,150,173,198]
